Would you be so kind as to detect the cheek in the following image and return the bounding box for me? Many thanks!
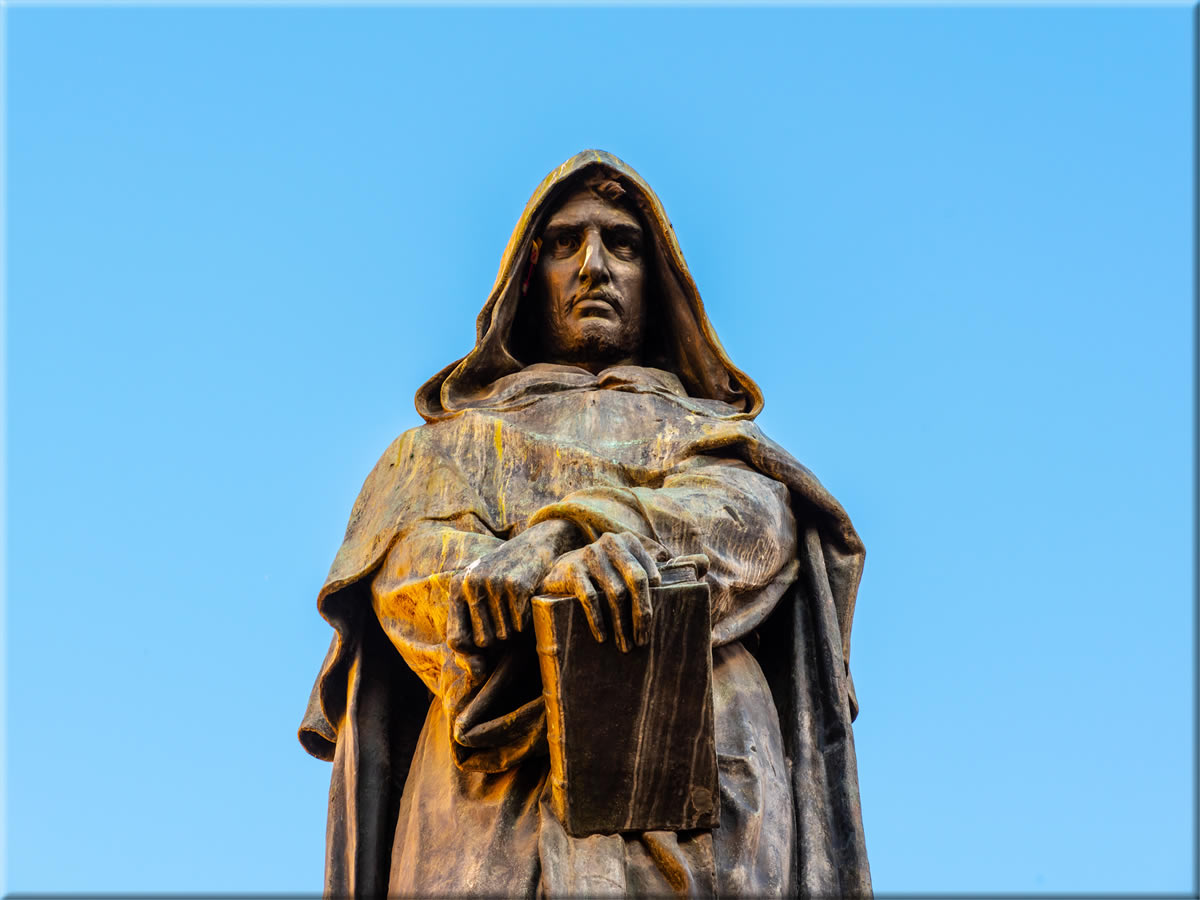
[615,265,646,305]
[540,264,575,303]
[537,266,574,337]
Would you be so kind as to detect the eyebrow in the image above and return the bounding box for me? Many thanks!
[544,210,643,232]
[541,222,645,249]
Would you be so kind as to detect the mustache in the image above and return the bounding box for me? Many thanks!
[568,287,623,312]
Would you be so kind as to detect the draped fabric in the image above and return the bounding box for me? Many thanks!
[299,151,871,897]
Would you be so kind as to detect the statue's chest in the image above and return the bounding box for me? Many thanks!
[518,390,689,464]
[464,391,702,508]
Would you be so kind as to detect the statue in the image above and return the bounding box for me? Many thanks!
[298,150,872,897]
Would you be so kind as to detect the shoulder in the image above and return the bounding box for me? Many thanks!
[320,423,447,599]
[343,424,441,533]
[362,418,465,479]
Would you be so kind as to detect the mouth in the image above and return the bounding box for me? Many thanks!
[571,291,622,318]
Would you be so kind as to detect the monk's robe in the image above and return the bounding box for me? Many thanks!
[300,150,871,899]
[363,363,796,895]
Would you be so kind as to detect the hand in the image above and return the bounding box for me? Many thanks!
[539,531,664,652]
[447,519,579,652]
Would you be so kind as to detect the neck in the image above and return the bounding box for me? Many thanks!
[543,351,641,375]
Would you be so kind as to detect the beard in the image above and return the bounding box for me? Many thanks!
[552,315,642,369]
[524,278,647,372]
[573,318,638,362]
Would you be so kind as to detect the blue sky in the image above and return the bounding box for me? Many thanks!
[4,4,1193,895]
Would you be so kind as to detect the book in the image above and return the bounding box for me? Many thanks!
[532,555,719,837]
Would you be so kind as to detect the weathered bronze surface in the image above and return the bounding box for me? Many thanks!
[299,149,871,897]
[534,556,718,838]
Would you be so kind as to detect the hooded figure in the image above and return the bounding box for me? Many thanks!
[299,150,871,898]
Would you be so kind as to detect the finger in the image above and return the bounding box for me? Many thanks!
[461,578,494,648]
[567,565,606,644]
[609,540,653,647]
[682,553,710,579]
[446,587,475,653]
[478,575,509,642]
[619,534,662,587]
[506,582,531,635]
[586,544,631,653]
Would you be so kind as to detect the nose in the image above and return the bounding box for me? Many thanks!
[578,230,611,284]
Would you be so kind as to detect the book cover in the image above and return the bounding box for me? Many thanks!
[532,556,719,837]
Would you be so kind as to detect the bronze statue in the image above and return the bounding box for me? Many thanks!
[299,150,871,897]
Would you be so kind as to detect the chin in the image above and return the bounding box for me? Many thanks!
[574,322,637,364]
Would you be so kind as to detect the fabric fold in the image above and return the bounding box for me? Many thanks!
[298,149,871,897]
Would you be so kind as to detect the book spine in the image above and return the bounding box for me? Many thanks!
[532,598,571,829]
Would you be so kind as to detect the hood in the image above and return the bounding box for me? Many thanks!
[415,149,763,422]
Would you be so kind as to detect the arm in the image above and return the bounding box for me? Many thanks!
[532,455,798,650]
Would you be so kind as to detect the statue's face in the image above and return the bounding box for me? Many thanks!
[534,188,646,372]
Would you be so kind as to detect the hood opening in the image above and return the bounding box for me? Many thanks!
[415,150,763,422]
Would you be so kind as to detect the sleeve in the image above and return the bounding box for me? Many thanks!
[369,511,502,688]
[369,508,547,774]
[527,454,799,640]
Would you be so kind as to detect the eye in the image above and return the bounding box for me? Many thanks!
[606,229,641,259]
[549,231,581,256]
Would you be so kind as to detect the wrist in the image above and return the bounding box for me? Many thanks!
[524,518,583,558]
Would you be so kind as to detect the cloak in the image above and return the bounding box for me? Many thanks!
[299,150,871,897]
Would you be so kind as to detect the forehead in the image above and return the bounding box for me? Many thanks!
[545,188,641,231]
